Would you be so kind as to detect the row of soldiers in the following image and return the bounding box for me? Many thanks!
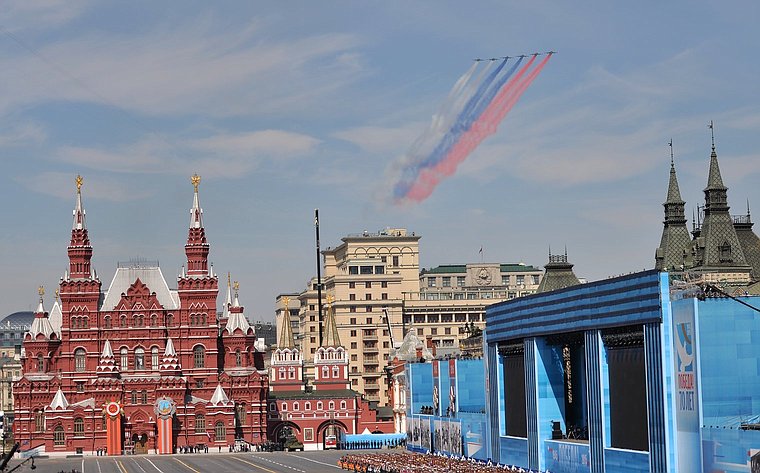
[338,451,546,473]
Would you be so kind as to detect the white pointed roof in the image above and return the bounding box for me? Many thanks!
[221,274,232,320]
[101,266,179,311]
[190,178,203,228]
[28,296,56,340]
[97,340,119,375]
[72,180,86,230]
[49,299,62,338]
[160,338,181,372]
[50,388,69,410]
[391,329,433,362]
[225,311,252,335]
[210,384,230,406]
[102,339,114,357]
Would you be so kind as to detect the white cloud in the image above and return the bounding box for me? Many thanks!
[332,124,424,155]
[51,129,321,179]
[0,20,364,118]
[0,122,46,147]
[15,171,143,202]
[0,0,91,33]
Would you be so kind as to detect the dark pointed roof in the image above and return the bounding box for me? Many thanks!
[655,158,692,271]
[537,251,581,293]
[734,207,760,281]
[705,147,727,191]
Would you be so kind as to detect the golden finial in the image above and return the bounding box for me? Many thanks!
[233,280,239,294]
[326,294,334,306]
[283,296,289,310]
[55,289,59,302]
[191,174,201,192]
[38,285,45,297]
[75,175,83,193]
[227,272,231,288]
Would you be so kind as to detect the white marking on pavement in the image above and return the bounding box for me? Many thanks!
[290,455,342,470]
[252,456,306,473]
[131,457,148,472]
[145,458,164,473]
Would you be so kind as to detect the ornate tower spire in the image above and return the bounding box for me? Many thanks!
[322,295,341,348]
[693,123,750,274]
[278,296,296,349]
[655,141,692,270]
[68,175,94,279]
[160,338,181,374]
[221,272,232,320]
[185,174,210,276]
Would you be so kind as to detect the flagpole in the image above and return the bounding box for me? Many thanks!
[315,209,324,347]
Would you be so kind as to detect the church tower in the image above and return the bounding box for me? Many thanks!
[692,124,751,282]
[655,144,693,270]
[176,174,219,371]
[733,202,760,281]
[313,296,349,390]
[59,176,101,329]
[269,297,303,392]
[221,281,259,370]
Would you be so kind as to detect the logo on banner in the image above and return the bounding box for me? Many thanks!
[676,322,696,411]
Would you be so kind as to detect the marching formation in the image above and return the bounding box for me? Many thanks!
[338,452,549,473]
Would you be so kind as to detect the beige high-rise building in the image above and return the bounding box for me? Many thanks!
[275,228,544,407]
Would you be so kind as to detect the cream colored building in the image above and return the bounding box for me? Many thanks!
[275,228,543,407]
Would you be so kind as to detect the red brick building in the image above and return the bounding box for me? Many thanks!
[267,298,393,449]
[13,176,268,455]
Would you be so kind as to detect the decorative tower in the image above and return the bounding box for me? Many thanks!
[176,174,219,371]
[313,295,349,390]
[59,175,101,327]
[159,338,181,375]
[222,281,257,370]
[536,249,581,293]
[655,142,693,271]
[269,297,303,392]
[185,173,210,277]
[692,123,751,281]
[24,286,60,374]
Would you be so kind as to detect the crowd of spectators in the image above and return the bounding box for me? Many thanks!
[338,451,549,473]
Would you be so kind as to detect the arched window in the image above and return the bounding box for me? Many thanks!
[54,426,65,446]
[82,316,89,329]
[281,403,287,411]
[195,414,206,433]
[166,314,174,326]
[104,316,111,329]
[37,354,44,372]
[150,314,157,327]
[131,391,137,404]
[329,401,335,410]
[279,367,285,380]
[120,315,127,327]
[74,417,84,437]
[322,366,329,378]
[151,347,159,370]
[305,402,311,411]
[193,345,205,368]
[332,366,339,378]
[190,314,196,326]
[34,410,44,431]
[214,421,226,442]
[340,400,347,410]
[293,402,299,411]
[74,348,86,372]
[201,313,207,325]
[135,347,145,370]
[235,349,242,367]
[120,348,128,371]
[288,367,295,379]
[317,401,323,410]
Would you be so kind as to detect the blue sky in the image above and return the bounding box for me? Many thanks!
[2,1,759,320]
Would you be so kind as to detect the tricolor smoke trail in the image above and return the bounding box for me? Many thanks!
[388,53,552,204]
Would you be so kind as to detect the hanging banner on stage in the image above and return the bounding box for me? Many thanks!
[103,401,123,456]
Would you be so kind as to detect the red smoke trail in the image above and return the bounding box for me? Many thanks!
[406,54,551,202]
